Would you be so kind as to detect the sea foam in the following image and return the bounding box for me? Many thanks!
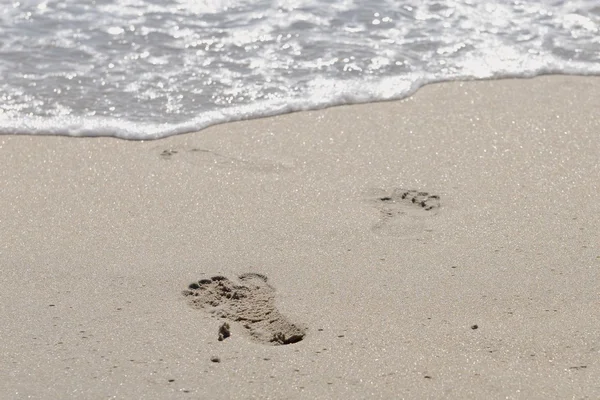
[1,0,599,139]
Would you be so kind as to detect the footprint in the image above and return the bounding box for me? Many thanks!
[367,188,441,238]
[160,149,178,158]
[157,146,292,174]
[182,273,306,345]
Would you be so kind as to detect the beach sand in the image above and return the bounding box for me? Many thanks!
[1,75,599,399]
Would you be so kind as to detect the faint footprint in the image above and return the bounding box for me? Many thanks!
[160,149,178,158]
[367,188,441,238]
[157,146,292,174]
[182,273,306,345]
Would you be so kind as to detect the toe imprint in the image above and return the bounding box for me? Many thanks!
[368,188,441,238]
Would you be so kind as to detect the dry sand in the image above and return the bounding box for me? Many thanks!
[1,75,599,399]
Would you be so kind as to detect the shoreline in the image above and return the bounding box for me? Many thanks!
[1,75,599,399]
[3,73,599,141]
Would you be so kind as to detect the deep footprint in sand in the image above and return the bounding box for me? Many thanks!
[368,188,441,238]
[182,273,306,345]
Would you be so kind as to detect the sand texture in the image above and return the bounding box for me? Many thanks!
[1,76,600,399]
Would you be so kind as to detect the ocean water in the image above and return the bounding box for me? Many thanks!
[0,0,599,140]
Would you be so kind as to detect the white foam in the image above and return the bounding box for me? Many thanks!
[0,0,599,139]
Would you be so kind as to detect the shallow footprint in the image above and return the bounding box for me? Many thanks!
[367,188,441,238]
[183,273,306,345]
[156,146,292,174]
